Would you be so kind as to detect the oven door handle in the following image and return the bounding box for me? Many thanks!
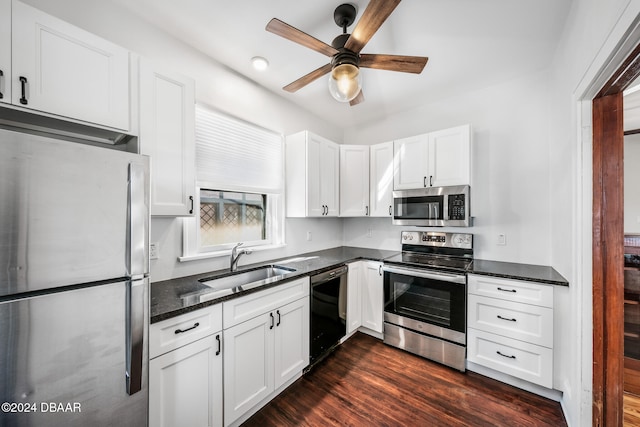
[382,265,466,284]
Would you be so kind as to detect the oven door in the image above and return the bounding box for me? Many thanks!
[383,265,466,344]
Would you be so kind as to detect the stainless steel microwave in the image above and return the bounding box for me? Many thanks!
[392,185,470,227]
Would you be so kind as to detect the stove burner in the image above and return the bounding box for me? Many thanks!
[385,252,472,272]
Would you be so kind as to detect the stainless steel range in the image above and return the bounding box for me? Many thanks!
[382,231,473,371]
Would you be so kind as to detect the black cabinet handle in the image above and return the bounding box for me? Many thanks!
[270,312,274,329]
[429,175,433,187]
[189,196,194,214]
[379,265,382,276]
[496,351,516,359]
[497,315,517,322]
[174,322,199,334]
[389,205,392,216]
[19,76,28,105]
[365,206,369,216]
[276,310,281,327]
[0,70,3,99]
[423,176,427,187]
[497,287,517,293]
[215,334,221,355]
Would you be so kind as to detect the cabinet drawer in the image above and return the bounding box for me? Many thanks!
[467,328,553,388]
[468,294,553,347]
[467,274,553,308]
[150,303,222,359]
[223,276,310,329]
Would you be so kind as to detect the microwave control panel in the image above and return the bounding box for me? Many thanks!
[448,194,466,220]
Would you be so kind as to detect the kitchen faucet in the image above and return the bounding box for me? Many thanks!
[230,243,252,271]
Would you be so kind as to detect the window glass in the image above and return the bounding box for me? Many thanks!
[199,189,266,247]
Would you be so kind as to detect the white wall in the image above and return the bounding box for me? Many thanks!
[625,134,640,233]
[343,70,553,265]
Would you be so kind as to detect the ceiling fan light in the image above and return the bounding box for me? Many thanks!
[328,63,362,102]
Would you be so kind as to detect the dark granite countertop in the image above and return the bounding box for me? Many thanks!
[469,259,568,286]
[150,246,398,324]
[151,246,569,324]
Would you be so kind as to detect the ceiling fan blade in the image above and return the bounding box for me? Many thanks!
[266,18,338,57]
[359,54,428,74]
[350,90,365,106]
[344,0,401,53]
[283,63,332,93]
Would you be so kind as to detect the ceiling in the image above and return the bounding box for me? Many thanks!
[110,0,573,129]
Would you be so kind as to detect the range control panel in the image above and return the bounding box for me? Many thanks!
[401,231,473,250]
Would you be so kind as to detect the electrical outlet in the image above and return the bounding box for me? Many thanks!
[150,242,159,260]
[367,228,373,238]
[497,234,507,246]
[306,231,312,241]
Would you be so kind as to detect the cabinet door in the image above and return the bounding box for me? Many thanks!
[321,139,340,216]
[362,262,384,333]
[140,59,195,216]
[0,0,10,105]
[274,298,310,389]
[11,0,129,130]
[428,124,471,187]
[370,141,394,217]
[339,145,369,216]
[306,133,324,217]
[224,312,274,426]
[393,134,429,190]
[149,334,223,427]
[347,262,363,334]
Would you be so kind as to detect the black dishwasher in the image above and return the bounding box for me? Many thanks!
[309,265,348,365]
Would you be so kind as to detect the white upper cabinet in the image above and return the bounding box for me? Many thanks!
[428,125,471,187]
[10,0,130,130]
[394,124,471,190]
[340,145,370,217]
[0,0,10,105]
[369,141,394,217]
[394,133,430,190]
[286,131,340,217]
[139,59,195,216]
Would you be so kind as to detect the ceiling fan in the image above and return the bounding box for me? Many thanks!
[265,0,428,106]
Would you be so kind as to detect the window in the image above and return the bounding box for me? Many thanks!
[199,190,266,246]
[181,105,285,261]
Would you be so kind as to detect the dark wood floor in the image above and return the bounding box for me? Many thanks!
[243,332,567,427]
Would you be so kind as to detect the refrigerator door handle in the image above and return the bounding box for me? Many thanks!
[127,162,148,278]
[126,279,145,395]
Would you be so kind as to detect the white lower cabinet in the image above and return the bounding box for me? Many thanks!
[347,261,384,335]
[346,262,363,334]
[149,304,223,427]
[223,277,310,426]
[466,274,554,388]
[223,312,274,423]
[362,261,384,333]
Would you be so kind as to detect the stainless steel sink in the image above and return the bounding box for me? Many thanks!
[199,265,296,291]
[179,265,298,306]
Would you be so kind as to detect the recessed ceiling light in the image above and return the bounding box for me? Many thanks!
[251,56,269,71]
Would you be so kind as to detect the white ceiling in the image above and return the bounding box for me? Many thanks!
[110,0,573,129]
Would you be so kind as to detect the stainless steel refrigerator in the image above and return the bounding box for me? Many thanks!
[0,128,150,426]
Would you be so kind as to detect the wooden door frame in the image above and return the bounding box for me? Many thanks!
[592,43,640,427]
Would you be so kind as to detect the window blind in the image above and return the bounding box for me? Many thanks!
[195,105,283,193]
